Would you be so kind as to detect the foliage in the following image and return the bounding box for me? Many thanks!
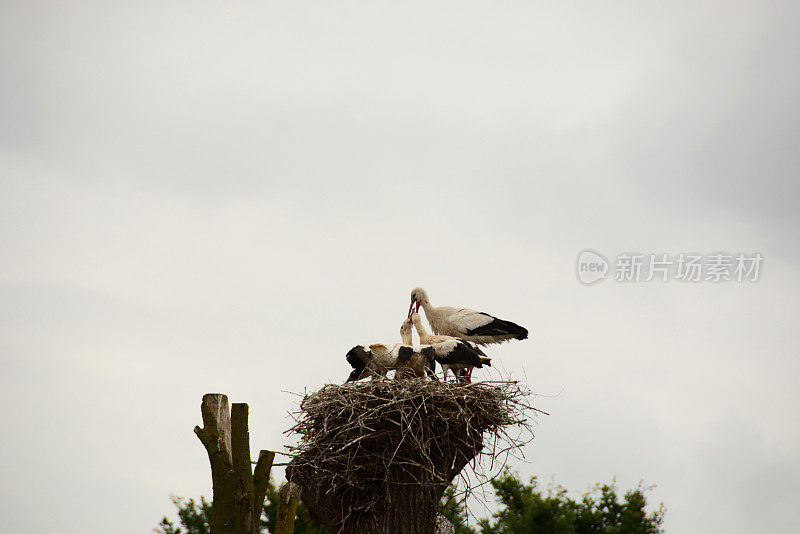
[157,473,664,534]
[261,481,326,534]
[478,471,665,534]
[155,481,325,534]
[440,486,478,534]
[155,496,211,534]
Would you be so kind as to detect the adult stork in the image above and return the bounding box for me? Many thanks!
[410,312,491,383]
[345,317,435,382]
[408,287,529,345]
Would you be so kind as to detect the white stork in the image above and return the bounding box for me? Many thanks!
[345,317,435,382]
[408,287,529,345]
[410,312,491,383]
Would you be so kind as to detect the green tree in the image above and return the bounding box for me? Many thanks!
[440,486,477,534]
[155,496,211,534]
[260,481,326,534]
[478,471,665,534]
[155,481,325,534]
[157,474,664,533]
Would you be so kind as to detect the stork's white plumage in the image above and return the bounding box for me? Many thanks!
[410,312,490,382]
[408,287,529,345]
[345,317,435,381]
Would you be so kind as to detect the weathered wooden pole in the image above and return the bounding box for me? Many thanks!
[194,393,276,534]
[252,450,276,533]
[274,482,301,534]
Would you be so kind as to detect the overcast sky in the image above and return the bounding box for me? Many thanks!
[1,2,798,533]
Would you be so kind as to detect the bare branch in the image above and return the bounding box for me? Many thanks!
[285,377,542,532]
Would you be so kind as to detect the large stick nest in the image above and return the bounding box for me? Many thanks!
[285,378,540,530]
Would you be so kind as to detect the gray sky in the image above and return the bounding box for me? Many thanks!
[1,2,798,533]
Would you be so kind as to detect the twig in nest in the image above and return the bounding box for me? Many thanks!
[284,377,541,530]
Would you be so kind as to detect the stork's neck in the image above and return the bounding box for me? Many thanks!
[401,328,412,345]
[413,319,429,339]
[419,297,434,314]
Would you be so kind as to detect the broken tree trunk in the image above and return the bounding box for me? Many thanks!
[194,393,276,534]
[274,482,301,534]
[289,451,473,533]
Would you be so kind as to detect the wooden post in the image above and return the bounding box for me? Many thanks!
[275,482,301,534]
[252,450,275,534]
[195,394,276,534]
[231,403,255,534]
[194,394,236,534]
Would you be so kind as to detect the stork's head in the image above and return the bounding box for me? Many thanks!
[408,287,429,316]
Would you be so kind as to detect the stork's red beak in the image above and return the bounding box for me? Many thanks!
[408,300,416,317]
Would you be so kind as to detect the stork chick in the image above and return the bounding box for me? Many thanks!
[345,317,435,382]
[410,312,490,383]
